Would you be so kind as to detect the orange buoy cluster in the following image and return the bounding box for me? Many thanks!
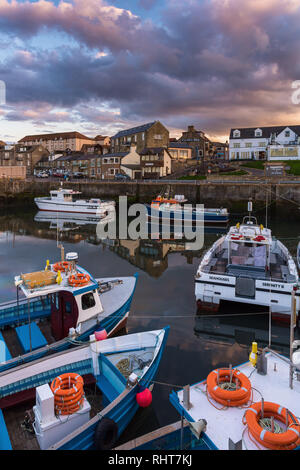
[245,402,300,450]
[206,368,251,407]
[68,272,90,287]
[53,261,71,272]
[51,373,84,416]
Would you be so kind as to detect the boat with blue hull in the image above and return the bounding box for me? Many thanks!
[146,195,229,225]
[0,327,169,450]
[0,252,138,372]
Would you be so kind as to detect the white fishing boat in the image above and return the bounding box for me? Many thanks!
[170,303,300,451]
[34,188,115,215]
[195,203,299,320]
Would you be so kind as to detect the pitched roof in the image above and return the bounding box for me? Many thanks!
[101,152,128,158]
[230,126,300,139]
[112,122,156,139]
[19,131,94,142]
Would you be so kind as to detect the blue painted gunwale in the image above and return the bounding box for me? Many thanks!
[58,326,170,450]
[0,273,138,373]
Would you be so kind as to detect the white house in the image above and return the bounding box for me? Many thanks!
[229,126,300,161]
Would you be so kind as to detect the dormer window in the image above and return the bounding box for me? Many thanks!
[285,130,290,137]
[255,128,262,137]
[233,130,240,138]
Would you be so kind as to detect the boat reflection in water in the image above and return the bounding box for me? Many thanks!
[194,302,298,357]
[34,211,228,278]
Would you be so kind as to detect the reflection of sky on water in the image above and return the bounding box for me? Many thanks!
[0,207,296,435]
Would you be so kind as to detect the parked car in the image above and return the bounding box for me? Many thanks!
[114,173,131,181]
[73,172,85,179]
[36,171,48,178]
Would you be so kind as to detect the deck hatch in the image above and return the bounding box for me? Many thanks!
[235,277,255,299]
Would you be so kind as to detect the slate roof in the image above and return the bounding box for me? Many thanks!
[112,122,156,139]
[19,131,94,142]
[230,126,300,139]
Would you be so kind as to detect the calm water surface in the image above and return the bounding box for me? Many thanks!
[0,203,299,444]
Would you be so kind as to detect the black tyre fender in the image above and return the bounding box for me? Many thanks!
[94,417,118,450]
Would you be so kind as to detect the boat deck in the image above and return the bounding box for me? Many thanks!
[202,247,290,282]
[176,352,300,450]
[3,380,103,450]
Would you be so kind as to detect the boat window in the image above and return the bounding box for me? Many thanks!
[65,301,72,314]
[81,292,96,310]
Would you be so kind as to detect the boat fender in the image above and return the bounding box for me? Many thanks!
[94,418,118,450]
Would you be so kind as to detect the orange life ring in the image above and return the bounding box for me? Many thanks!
[245,402,300,450]
[206,368,251,407]
[53,261,71,273]
[68,272,90,287]
[231,234,243,241]
[50,373,84,415]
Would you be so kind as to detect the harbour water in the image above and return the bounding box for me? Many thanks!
[0,202,298,446]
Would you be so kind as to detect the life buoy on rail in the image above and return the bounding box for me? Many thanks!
[253,235,266,242]
[245,402,300,450]
[50,373,84,416]
[53,261,71,272]
[68,272,90,287]
[231,234,243,241]
[94,418,118,450]
[206,368,251,407]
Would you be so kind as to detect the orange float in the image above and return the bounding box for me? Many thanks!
[53,261,71,273]
[206,368,251,407]
[68,272,90,287]
[51,373,84,415]
[245,401,300,450]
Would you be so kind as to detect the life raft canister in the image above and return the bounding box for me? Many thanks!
[50,373,84,416]
[68,272,90,287]
[206,368,251,407]
[245,401,300,450]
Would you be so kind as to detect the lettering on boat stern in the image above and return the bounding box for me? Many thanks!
[108,455,192,467]
[262,282,285,290]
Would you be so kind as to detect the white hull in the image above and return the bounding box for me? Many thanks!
[195,273,299,316]
[35,198,114,215]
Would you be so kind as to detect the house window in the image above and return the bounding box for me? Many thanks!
[233,143,240,148]
[285,131,290,137]
[142,133,145,140]
[114,158,119,163]
[245,143,252,148]
[154,135,162,140]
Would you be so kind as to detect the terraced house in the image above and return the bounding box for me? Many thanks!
[0,144,49,176]
[19,131,95,153]
[110,121,169,153]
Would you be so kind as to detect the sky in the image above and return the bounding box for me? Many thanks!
[1,0,300,142]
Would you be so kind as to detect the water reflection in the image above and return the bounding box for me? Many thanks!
[0,205,299,440]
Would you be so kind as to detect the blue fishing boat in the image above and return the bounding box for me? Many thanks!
[0,327,169,450]
[146,194,229,225]
[0,251,138,372]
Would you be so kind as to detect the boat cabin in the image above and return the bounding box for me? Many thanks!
[200,217,298,283]
[15,253,103,342]
[49,189,81,203]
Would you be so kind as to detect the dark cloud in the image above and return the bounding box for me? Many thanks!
[1,0,300,138]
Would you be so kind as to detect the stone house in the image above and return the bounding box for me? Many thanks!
[19,131,95,153]
[111,121,169,154]
[139,147,172,179]
[0,144,50,176]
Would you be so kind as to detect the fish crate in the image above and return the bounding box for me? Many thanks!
[21,271,57,289]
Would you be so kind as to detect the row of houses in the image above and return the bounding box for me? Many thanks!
[0,121,230,179]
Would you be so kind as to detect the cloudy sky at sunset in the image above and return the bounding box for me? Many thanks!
[1,0,300,142]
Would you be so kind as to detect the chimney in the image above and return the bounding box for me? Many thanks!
[188,125,195,133]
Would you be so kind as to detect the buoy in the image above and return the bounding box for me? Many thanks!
[136,387,152,408]
[206,368,251,407]
[50,373,84,416]
[95,329,108,341]
[249,342,258,367]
